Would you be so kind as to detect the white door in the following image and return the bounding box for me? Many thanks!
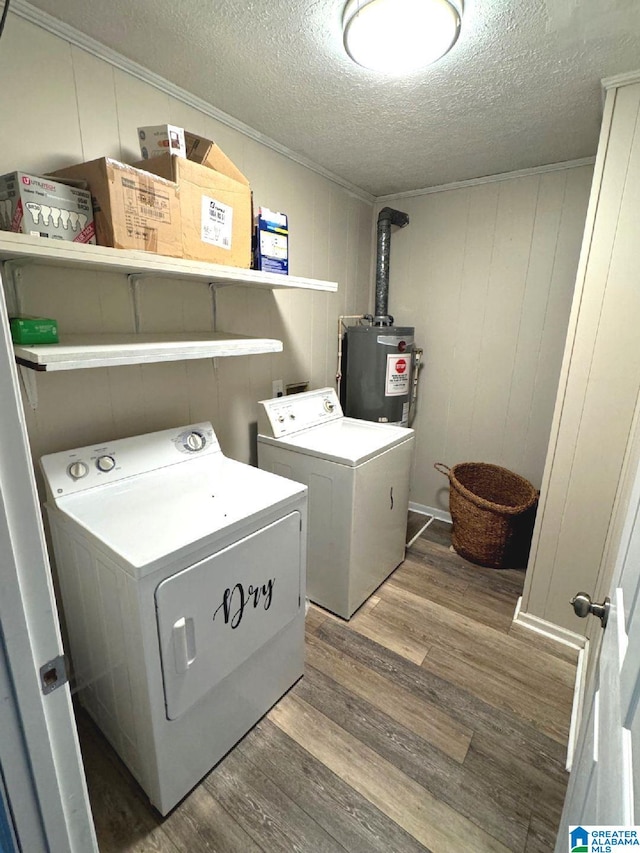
[156,511,302,720]
[0,269,97,852]
[556,447,640,847]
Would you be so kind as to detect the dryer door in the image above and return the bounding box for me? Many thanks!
[155,511,302,720]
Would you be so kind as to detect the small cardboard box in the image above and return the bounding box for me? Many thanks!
[254,207,288,275]
[134,152,251,267]
[138,125,187,160]
[184,132,248,185]
[52,158,182,257]
[0,171,96,243]
[10,316,59,345]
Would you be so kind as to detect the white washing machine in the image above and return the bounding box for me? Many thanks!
[257,387,414,619]
[40,422,307,815]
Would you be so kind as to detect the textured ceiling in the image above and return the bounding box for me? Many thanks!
[21,0,640,196]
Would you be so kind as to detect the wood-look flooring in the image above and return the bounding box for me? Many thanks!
[78,516,577,853]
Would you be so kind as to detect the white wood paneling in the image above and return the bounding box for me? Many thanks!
[523,82,640,632]
[0,16,373,472]
[0,18,84,173]
[70,48,119,164]
[382,165,592,512]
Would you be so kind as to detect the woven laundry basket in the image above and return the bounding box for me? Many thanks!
[434,462,538,569]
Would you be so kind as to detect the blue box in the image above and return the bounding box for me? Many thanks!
[254,207,288,275]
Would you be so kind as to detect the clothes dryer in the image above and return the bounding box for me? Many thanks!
[257,388,413,619]
[41,422,306,814]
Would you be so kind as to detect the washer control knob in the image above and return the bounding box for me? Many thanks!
[277,415,285,423]
[96,455,116,473]
[67,461,88,480]
[185,431,205,452]
[324,399,335,413]
[289,413,296,420]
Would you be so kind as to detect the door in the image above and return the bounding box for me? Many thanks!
[156,511,302,720]
[0,268,97,852]
[555,446,640,847]
[350,438,414,610]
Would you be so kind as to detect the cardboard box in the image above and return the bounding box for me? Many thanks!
[134,153,251,267]
[184,132,248,185]
[0,171,95,243]
[138,125,187,160]
[10,316,59,345]
[254,207,288,275]
[52,158,182,257]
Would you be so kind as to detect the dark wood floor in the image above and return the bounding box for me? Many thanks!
[78,516,577,852]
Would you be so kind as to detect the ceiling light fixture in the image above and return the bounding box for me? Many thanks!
[343,0,462,75]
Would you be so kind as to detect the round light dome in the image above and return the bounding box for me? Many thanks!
[343,0,462,74]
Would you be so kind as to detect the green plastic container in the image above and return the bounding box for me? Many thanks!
[10,317,59,345]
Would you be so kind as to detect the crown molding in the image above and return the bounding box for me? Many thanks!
[602,70,640,91]
[376,157,596,203]
[9,0,375,204]
[8,1,607,205]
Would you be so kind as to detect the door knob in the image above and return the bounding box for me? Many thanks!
[570,592,610,628]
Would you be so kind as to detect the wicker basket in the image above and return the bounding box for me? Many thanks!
[434,462,538,569]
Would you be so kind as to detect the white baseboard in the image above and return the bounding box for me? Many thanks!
[566,641,589,771]
[512,597,586,650]
[409,502,452,524]
[512,598,588,771]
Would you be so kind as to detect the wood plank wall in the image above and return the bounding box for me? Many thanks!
[1,14,594,552]
[380,166,593,512]
[523,82,640,632]
[0,15,373,469]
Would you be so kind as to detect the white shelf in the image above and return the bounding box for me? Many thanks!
[14,332,282,372]
[0,232,338,292]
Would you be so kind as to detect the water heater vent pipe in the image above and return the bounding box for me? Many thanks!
[374,206,409,325]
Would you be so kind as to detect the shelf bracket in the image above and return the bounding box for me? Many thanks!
[2,260,27,317]
[18,365,38,410]
[209,282,218,333]
[128,274,144,333]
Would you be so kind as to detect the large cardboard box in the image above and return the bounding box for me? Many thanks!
[52,158,181,257]
[134,152,251,267]
[0,171,95,243]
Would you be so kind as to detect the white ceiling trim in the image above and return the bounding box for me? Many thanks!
[376,157,596,202]
[9,0,376,204]
[602,70,640,91]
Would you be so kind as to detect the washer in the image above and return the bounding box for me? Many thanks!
[257,387,414,619]
[40,422,307,815]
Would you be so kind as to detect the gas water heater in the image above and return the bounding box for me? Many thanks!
[341,207,420,427]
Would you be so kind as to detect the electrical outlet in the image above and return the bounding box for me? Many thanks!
[272,379,284,398]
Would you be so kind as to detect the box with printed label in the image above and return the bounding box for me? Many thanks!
[10,316,59,345]
[254,207,288,275]
[133,152,251,267]
[0,171,96,243]
[51,158,182,257]
[138,125,187,160]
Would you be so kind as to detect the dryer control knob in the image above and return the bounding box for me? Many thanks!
[96,455,116,473]
[324,399,335,413]
[185,432,205,451]
[67,461,88,480]
[277,415,285,423]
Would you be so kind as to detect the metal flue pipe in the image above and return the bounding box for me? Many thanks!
[374,206,409,325]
